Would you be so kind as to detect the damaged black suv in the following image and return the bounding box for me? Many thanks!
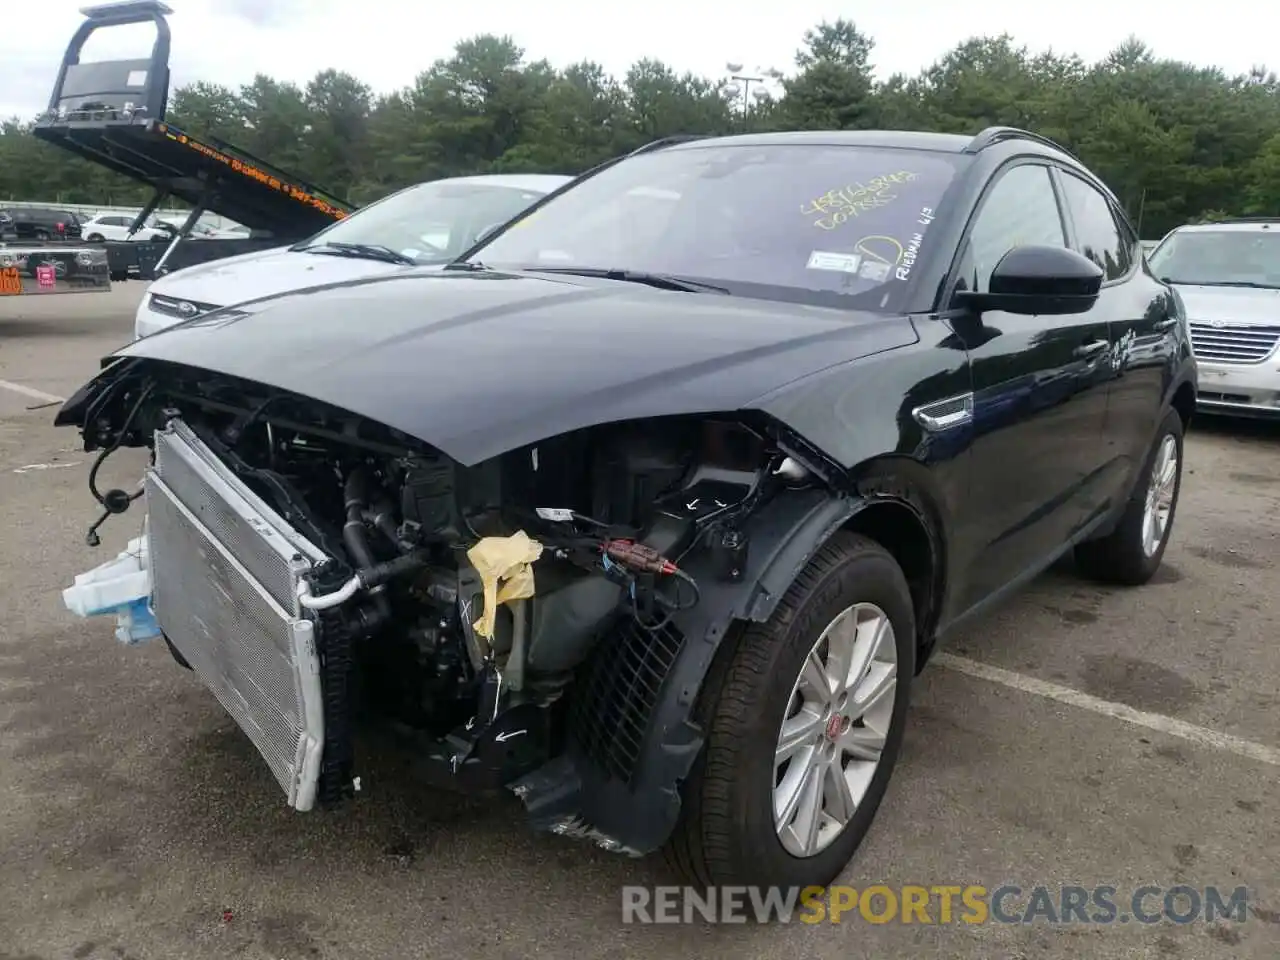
[58,127,1197,890]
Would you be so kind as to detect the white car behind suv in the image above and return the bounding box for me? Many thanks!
[81,213,172,243]
[1147,218,1280,419]
[133,173,571,340]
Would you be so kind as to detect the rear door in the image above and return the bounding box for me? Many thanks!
[947,160,1113,610]
[1053,168,1177,506]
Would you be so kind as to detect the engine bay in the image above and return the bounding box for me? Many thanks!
[71,360,826,803]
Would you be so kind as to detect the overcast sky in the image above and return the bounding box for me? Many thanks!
[4,0,1278,121]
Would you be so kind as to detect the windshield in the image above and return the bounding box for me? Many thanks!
[1148,229,1280,289]
[298,180,552,264]
[468,143,962,311]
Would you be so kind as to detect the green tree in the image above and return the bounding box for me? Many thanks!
[778,19,878,130]
[1,21,1277,238]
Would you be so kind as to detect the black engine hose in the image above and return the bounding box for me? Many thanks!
[342,468,391,620]
[363,494,400,546]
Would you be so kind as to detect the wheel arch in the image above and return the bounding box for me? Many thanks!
[840,493,944,671]
[1170,379,1196,431]
[515,460,952,855]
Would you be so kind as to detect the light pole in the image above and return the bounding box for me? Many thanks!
[721,63,779,118]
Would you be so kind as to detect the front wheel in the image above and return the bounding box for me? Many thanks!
[1075,408,1184,585]
[665,532,915,889]
[86,233,104,242]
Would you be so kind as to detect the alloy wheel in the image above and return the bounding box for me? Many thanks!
[773,601,898,858]
[1142,434,1178,557]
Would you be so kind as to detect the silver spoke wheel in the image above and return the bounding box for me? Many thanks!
[773,601,898,858]
[1141,434,1178,557]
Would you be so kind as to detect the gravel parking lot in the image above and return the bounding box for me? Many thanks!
[1,287,1277,960]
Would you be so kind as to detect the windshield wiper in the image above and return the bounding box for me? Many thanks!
[299,242,416,265]
[521,266,729,294]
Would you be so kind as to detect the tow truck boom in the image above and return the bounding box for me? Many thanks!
[27,0,359,283]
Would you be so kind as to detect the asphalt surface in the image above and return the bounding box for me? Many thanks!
[1,286,1277,960]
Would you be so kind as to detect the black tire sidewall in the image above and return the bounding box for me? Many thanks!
[725,538,915,888]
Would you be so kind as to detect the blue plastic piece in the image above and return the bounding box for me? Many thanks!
[114,597,161,645]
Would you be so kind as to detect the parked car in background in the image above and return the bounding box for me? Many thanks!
[60,128,1195,892]
[133,173,571,339]
[1147,218,1280,419]
[152,216,250,240]
[81,212,172,243]
[0,206,83,241]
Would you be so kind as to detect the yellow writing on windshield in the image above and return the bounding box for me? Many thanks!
[854,235,906,266]
[802,171,919,231]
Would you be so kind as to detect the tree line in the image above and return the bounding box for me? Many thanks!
[1,20,1277,239]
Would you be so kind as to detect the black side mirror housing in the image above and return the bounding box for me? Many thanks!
[955,245,1104,316]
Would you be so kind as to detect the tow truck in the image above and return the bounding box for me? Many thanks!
[26,0,357,285]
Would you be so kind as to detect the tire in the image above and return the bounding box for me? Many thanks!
[1075,408,1184,585]
[664,531,916,889]
[86,233,104,242]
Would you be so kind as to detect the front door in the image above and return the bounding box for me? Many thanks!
[947,161,1113,611]
[1053,168,1177,511]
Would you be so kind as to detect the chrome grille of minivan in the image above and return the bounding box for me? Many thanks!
[1188,321,1280,364]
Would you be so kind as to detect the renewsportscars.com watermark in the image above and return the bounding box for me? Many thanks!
[621,884,1253,925]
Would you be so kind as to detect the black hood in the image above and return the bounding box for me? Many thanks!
[71,270,918,464]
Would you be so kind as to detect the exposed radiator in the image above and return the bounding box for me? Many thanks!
[146,419,329,810]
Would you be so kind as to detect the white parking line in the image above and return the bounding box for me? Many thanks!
[934,653,1280,767]
[13,462,79,474]
[0,379,65,404]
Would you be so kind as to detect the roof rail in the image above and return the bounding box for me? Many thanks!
[964,126,1076,159]
[1197,216,1280,225]
[627,135,709,156]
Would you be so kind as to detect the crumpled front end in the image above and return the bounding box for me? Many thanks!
[56,354,854,852]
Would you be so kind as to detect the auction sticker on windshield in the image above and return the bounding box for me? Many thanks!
[806,250,862,274]
[0,266,22,296]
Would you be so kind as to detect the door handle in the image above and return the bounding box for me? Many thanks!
[1074,339,1109,358]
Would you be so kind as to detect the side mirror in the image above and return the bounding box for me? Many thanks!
[955,245,1103,316]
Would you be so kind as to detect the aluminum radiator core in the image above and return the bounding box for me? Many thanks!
[146,419,327,810]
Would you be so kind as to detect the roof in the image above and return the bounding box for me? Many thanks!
[428,174,573,192]
[1171,219,1280,233]
[663,129,977,154]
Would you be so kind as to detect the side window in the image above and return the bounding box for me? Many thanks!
[1058,173,1132,281]
[965,164,1066,293]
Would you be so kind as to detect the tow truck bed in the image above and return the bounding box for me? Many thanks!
[30,1,358,282]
